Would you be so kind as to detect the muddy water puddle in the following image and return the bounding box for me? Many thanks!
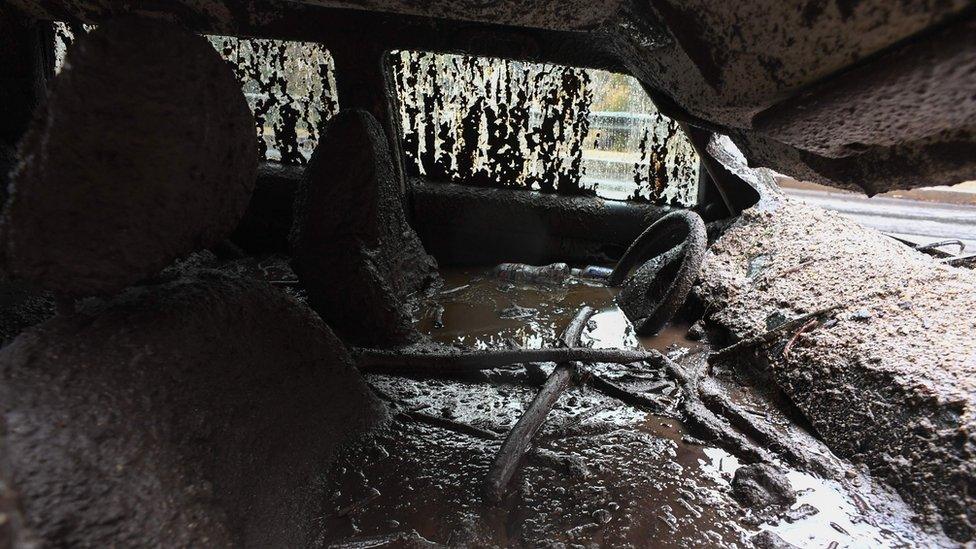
[414,269,702,357]
[322,268,954,548]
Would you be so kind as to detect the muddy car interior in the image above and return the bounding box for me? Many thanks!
[0,1,974,548]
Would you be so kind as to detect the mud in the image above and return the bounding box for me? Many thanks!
[0,281,54,347]
[0,269,382,547]
[2,18,257,297]
[696,198,976,541]
[411,180,675,267]
[731,464,796,510]
[291,110,440,347]
[322,267,953,548]
[14,0,976,196]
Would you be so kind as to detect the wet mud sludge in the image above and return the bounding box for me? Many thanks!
[320,268,957,548]
[2,4,975,547]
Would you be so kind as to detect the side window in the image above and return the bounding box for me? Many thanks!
[53,23,339,165]
[390,51,700,207]
[207,36,338,164]
[53,21,93,72]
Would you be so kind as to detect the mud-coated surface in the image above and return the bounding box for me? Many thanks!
[1,18,257,296]
[0,270,382,547]
[0,281,53,347]
[696,199,976,541]
[320,268,952,548]
[291,110,440,347]
[12,0,976,195]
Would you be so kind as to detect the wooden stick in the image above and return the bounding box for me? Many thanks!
[483,306,596,503]
[782,318,818,358]
[393,407,589,476]
[396,409,500,441]
[355,346,657,374]
[697,379,843,478]
[585,375,668,414]
[676,356,773,462]
[707,305,841,365]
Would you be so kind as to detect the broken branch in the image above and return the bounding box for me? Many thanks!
[584,375,669,414]
[707,305,841,365]
[782,319,818,358]
[396,409,500,440]
[354,346,658,374]
[483,306,596,503]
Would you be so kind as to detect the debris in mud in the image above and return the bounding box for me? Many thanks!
[731,464,796,510]
[1,18,257,296]
[291,109,440,347]
[326,530,441,548]
[339,267,955,547]
[491,262,572,286]
[483,306,595,503]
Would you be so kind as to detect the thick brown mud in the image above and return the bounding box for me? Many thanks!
[320,267,955,548]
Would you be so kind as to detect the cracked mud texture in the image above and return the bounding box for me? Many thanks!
[1,18,257,296]
[0,270,382,547]
[291,109,440,347]
[695,199,976,541]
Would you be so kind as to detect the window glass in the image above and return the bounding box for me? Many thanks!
[391,51,699,206]
[53,21,93,73]
[208,36,338,164]
[52,24,338,165]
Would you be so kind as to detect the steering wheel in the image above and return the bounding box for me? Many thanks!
[607,210,707,336]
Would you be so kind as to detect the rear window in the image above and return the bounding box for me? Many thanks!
[390,51,700,206]
[208,36,338,164]
[52,27,696,206]
[53,23,339,165]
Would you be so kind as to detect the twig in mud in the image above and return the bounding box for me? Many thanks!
[267,279,301,286]
[549,402,614,437]
[392,401,589,477]
[395,409,500,441]
[697,379,842,478]
[915,239,965,254]
[945,254,976,268]
[326,530,439,548]
[483,306,596,504]
[584,375,669,414]
[355,346,658,374]
[707,305,841,365]
[334,487,381,518]
[657,353,772,464]
[782,319,819,358]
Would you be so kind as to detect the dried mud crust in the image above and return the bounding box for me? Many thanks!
[0,270,382,547]
[695,199,976,541]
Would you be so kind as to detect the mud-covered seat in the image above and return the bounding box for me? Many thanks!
[290,109,441,347]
